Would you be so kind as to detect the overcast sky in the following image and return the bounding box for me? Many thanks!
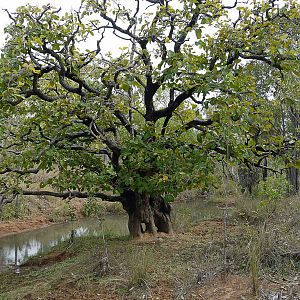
[0,0,82,45]
[0,0,241,54]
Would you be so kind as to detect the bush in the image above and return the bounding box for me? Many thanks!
[256,174,288,201]
[49,202,77,222]
[234,175,289,224]
[0,196,28,220]
[81,198,104,219]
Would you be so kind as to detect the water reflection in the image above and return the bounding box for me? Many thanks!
[0,216,128,269]
[0,199,222,271]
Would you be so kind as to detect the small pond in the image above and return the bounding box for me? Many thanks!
[0,198,223,272]
[0,216,128,271]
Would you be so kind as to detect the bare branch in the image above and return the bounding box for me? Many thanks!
[152,88,197,121]
[184,119,213,130]
[20,189,123,202]
[0,168,39,175]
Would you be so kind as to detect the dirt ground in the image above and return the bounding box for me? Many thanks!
[1,195,300,300]
[0,216,52,238]
[1,218,300,300]
[0,197,86,238]
[0,196,124,238]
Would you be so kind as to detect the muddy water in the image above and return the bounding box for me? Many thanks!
[0,198,223,271]
[0,216,128,270]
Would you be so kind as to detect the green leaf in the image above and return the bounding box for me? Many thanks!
[52,44,60,51]
[197,133,203,144]
[195,29,202,40]
[120,83,130,92]
[164,194,175,203]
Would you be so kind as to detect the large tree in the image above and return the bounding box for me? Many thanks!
[0,0,299,237]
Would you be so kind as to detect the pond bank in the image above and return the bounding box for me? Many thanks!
[1,215,299,300]
[0,216,53,238]
[0,216,129,268]
[1,195,300,299]
[0,196,126,238]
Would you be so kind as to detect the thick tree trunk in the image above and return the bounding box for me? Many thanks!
[150,195,173,234]
[121,190,173,238]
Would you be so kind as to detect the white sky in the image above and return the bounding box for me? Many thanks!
[0,0,241,54]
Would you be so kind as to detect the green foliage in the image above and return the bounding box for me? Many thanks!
[81,198,104,219]
[0,0,298,203]
[256,175,288,201]
[0,197,28,221]
[117,135,215,197]
[49,202,77,222]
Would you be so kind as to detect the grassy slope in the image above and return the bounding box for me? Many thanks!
[1,194,300,300]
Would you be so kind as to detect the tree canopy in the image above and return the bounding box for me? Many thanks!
[0,0,299,236]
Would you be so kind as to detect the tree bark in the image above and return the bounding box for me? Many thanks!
[262,158,268,181]
[121,190,173,238]
[286,165,299,195]
[238,166,259,194]
[150,195,173,234]
[286,106,299,195]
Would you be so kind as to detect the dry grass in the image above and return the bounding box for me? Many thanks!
[1,191,300,299]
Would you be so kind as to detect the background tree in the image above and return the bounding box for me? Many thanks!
[236,58,300,194]
[0,0,299,237]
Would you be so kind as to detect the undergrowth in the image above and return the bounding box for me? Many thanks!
[1,185,300,299]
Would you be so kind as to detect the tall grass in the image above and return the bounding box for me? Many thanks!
[127,248,150,287]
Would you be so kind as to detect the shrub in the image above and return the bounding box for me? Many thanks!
[49,202,77,222]
[0,196,28,220]
[81,198,104,219]
[234,175,289,224]
[256,175,288,201]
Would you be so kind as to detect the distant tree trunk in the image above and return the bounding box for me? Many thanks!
[262,158,268,181]
[121,190,173,238]
[286,106,299,195]
[286,163,299,195]
[238,166,259,194]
